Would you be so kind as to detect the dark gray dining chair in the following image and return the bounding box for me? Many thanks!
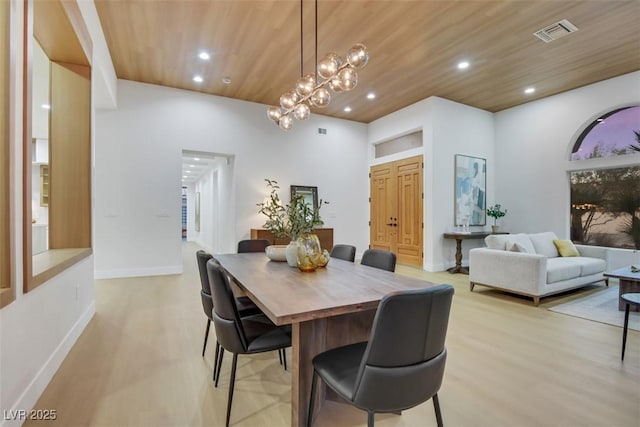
[361,248,397,272]
[196,250,261,384]
[237,238,271,253]
[330,244,357,262]
[307,284,454,427]
[207,259,292,427]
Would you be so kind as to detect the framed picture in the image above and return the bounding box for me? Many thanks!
[454,155,486,226]
[290,185,318,211]
[195,192,201,232]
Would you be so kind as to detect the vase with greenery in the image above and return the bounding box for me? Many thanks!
[257,179,327,268]
[487,203,507,233]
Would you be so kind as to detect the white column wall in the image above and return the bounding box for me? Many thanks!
[94,80,369,278]
[494,71,640,237]
[1,1,106,425]
[369,96,495,271]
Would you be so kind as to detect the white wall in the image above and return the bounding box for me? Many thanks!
[494,71,640,237]
[0,1,107,425]
[369,96,495,271]
[94,80,369,278]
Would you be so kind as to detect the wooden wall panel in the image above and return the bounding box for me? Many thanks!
[48,61,91,249]
[0,0,12,306]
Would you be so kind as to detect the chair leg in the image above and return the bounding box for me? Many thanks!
[213,341,220,383]
[307,370,318,427]
[433,393,443,427]
[225,354,239,427]
[215,348,225,387]
[282,348,287,371]
[367,411,375,427]
[202,319,211,357]
[278,348,283,365]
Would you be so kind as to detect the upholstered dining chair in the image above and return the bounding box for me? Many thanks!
[307,284,454,427]
[237,238,271,253]
[329,244,357,262]
[207,259,292,427]
[361,249,397,272]
[196,250,261,384]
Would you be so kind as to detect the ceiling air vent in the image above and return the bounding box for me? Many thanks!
[533,19,578,43]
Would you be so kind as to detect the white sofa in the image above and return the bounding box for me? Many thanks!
[469,232,609,305]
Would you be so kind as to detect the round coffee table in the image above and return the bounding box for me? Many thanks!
[621,293,640,361]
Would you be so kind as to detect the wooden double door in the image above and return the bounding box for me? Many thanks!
[370,155,423,267]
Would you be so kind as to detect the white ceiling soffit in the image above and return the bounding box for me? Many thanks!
[533,19,578,43]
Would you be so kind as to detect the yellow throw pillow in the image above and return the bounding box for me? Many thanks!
[553,239,580,257]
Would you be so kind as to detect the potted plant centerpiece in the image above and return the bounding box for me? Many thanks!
[487,203,507,233]
[257,179,328,270]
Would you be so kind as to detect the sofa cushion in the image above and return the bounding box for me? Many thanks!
[485,234,511,250]
[572,257,606,276]
[546,258,582,283]
[506,234,535,254]
[529,232,560,257]
[553,239,580,257]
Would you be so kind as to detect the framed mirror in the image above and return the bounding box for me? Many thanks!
[290,185,318,211]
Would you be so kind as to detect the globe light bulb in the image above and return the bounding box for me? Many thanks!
[279,114,293,130]
[338,68,358,91]
[310,88,331,108]
[293,103,310,120]
[346,43,369,69]
[328,77,343,93]
[280,90,299,109]
[317,53,340,79]
[267,106,283,122]
[296,74,316,97]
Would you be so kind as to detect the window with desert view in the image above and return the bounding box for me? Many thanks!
[570,105,640,249]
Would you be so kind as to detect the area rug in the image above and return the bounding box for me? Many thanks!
[548,285,640,331]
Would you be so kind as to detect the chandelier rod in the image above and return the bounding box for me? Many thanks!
[314,0,318,85]
[300,0,303,78]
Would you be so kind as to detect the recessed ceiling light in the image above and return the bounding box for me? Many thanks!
[183,176,187,179]
[344,106,352,112]
[41,104,51,109]
[457,61,470,70]
[186,170,191,173]
[222,77,232,85]
[366,93,376,100]
[193,75,204,83]
[524,87,535,94]
[198,52,211,60]
[188,164,196,168]
[194,157,200,161]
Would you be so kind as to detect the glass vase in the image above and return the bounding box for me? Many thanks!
[296,234,321,272]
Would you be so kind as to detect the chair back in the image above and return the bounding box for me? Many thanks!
[352,284,454,412]
[361,249,397,272]
[206,259,248,354]
[330,244,356,262]
[196,250,214,294]
[237,239,271,253]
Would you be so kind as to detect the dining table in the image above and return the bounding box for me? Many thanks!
[214,252,439,426]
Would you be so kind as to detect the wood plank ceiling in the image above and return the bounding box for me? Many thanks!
[94,0,640,123]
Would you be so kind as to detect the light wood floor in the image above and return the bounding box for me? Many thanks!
[27,242,639,426]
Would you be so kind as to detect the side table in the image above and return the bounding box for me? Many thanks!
[620,293,640,361]
[603,266,640,311]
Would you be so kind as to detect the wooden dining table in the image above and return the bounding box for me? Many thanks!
[214,253,438,426]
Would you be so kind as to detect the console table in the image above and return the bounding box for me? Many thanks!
[250,228,334,251]
[443,231,506,274]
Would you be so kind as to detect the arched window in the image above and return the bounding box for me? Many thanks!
[570,105,640,249]
[571,105,640,160]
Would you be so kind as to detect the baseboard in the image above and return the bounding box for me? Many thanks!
[1,302,95,427]
[94,265,182,279]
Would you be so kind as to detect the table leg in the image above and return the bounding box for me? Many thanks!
[447,239,469,274]
[291,311,376,426]
[622,302,630,361]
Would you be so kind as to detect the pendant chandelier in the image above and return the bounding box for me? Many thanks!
[267,0,369,130]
